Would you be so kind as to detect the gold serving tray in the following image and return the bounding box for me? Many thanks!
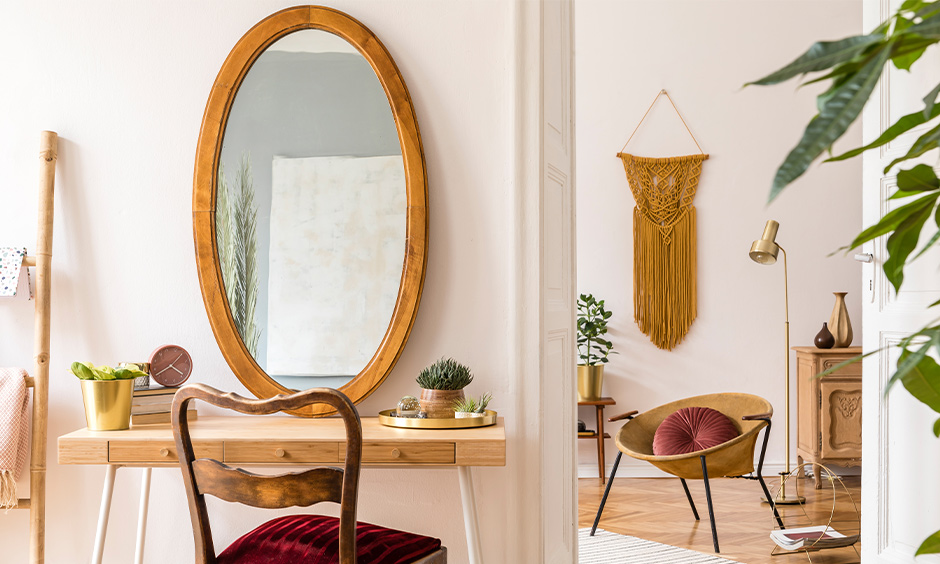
[377,409,498,429]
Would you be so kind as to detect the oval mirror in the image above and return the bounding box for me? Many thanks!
[193,6,427,417]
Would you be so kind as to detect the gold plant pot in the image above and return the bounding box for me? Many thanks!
[577,365,604,401]
[80,379,135,431]
[419,389,465,419]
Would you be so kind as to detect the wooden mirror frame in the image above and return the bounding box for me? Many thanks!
[193,6,427,417]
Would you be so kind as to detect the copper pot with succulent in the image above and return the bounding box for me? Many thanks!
[416,358,473,419]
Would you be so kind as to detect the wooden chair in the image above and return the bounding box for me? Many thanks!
[590,393,784,554]
[172,384,447,564]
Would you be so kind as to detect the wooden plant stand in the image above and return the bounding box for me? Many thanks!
[578,397,615,482]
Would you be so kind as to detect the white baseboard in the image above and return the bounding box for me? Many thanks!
[577,461,862,480]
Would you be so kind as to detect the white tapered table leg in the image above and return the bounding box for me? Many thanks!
[92,465,119,564]
[134,467,152,564]
[457,466,484,564]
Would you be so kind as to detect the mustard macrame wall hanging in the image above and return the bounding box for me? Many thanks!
[618,90,708,350]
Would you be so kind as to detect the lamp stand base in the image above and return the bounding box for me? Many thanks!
[760,471,805,505]
[761,493,805,505]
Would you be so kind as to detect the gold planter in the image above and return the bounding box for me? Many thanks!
[418,388,465,419]
[577,365,604,401]
[80,379,134,431]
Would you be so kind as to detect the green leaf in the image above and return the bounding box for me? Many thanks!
[891,35,932,70]
[897,350,940,413]
[923,81,940,118]
[889,188,930,200]
[906,11,940,39]
[769,46,890,201]
[746,34,885,86]
[900,0,926,11]
[886,336,935,394]
[916,530,940,555]
[898,164,940,191]
[848,192,938,250]
[827,104,940,162]
[934,417,940,437]
[884,197,936,290]
[911,226,940,261]
[70,362,96,380]
[886,121,940,172]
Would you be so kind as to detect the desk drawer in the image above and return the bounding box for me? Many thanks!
[360,442,455,464]
[224,441,340,464]
[109,441,222,463]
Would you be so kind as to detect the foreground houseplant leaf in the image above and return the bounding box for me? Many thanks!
[746,34,885,86]
[769,46,891,201]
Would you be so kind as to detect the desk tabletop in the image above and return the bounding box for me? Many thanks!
[58,415,506,468]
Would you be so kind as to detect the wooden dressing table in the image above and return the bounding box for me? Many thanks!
[58,416,505,564]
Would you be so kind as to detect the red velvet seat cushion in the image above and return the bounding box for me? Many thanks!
[652,406,740,456]
[217,514,442,564]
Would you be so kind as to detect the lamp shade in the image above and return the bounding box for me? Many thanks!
[749,220,780,265]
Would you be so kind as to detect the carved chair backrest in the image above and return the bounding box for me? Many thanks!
[171,384,363,564]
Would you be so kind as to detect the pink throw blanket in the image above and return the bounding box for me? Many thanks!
[0,368,29,509]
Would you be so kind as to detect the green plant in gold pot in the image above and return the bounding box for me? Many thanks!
[71,362,148,431]
[577,294,616,401]
[416,358,473,419]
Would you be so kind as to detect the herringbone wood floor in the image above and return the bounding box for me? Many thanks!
[579,475,861,564]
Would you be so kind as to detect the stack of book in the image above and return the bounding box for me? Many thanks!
[131,387,197,426]
[770,525,859,551]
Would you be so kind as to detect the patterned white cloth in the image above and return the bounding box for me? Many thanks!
[0,247,27,297]
[579,529,743,563]
[0,368,29,509]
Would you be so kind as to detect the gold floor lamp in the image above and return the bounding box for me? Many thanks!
[749,219,804,504]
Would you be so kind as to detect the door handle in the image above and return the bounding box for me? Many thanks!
[854,253,873,263]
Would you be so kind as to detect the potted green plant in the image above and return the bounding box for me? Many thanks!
[416,358,473,418]
[577,293,616,401]
[452,393,492,418]
[71,362,148,431]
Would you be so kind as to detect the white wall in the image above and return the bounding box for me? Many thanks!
[0,1,522,562]
[576,0,864,476]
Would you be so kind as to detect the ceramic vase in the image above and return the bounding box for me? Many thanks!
[828,292,853,348]
[418,388,464,419]
[814,322,835,349]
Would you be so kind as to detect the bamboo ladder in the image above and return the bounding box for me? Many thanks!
[9,131,58,564]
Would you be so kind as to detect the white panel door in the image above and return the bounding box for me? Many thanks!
[540,0,577,562]
[862,1,940,562]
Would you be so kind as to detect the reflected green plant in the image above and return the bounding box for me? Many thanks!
[217,154,261,356]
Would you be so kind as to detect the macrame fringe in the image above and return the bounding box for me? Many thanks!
[0,470,17,510]
[634,208,697,350]
[620,152,707,350]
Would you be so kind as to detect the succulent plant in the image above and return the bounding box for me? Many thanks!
[452,393,492,414]
[416,357,473,390]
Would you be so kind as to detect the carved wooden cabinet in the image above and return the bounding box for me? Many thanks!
[793,346,862,488]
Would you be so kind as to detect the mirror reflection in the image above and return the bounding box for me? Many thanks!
[217,29,405,390]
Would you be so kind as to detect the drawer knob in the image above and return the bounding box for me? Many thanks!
[159,448,169,457]
[391,448,401,459]
[274,448,286,458]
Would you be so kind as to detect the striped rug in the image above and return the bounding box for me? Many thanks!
[579,529,743,563]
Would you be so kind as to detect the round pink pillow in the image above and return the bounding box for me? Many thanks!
[652,406,739,456]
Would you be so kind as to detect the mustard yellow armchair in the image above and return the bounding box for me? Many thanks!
[590,393,783,553]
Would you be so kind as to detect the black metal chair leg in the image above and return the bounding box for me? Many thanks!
[700,455,719,554]
[679,478,700,521]
[754,419,784,529]
[591,451,622,536]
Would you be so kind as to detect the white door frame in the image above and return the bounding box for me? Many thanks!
[510,0,577,562]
